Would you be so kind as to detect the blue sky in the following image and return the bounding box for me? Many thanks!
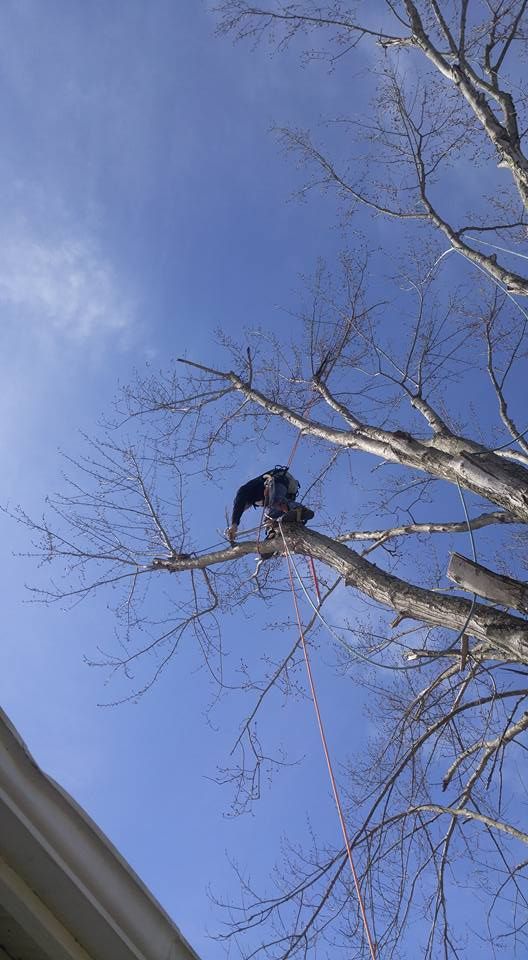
[1,2,527,958]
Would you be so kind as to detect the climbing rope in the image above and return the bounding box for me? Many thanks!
[465,234,528,262]
[280,529,426,673]
[278,397,378,958]
[254,391,318,552]
[434,242,528,457]
[287,394,318,467]
[282,534,378,960]
[261,286,500,954]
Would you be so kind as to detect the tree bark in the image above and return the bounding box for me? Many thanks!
[181,362,528,523]
[151,527,528,662]
[448,552,528,614]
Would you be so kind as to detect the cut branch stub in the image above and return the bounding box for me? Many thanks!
[447,552,528,615]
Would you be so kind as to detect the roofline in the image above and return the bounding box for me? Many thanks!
[0,706,201,960]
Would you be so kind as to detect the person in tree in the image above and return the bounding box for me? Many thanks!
[226,465,314,545]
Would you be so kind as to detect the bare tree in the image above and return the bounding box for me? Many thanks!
[11,253,528,956]
[218,0,528,293]
[8,3,528,957]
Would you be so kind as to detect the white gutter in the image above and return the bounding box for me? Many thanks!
[0,707,201,960]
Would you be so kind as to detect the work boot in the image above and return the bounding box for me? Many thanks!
[281,504,315,524]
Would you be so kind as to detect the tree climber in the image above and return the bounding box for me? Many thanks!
[226,466,314,545]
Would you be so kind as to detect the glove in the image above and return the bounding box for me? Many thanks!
[226,523,238,545]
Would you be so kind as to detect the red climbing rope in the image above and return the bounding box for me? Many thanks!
[283,546,378,960]
[257,397,317,550]
[287,395,317,468]
[280,395,378,958]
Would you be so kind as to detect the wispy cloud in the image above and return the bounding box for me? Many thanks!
[0,217,134,340]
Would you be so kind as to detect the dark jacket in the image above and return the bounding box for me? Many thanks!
[231,475,267,526]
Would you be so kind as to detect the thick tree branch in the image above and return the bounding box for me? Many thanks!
[151,525,528,660]
[177,358,528,522]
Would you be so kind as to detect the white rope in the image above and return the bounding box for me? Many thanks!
[432,245,528,455]
[277,523,424,672]
[465,234,528,262]
[446,480,478,654]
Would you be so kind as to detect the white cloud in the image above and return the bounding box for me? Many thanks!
[0,219,134,340]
